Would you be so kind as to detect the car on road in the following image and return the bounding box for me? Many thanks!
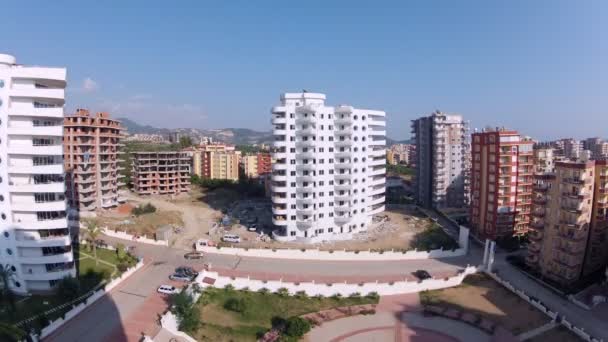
[157,285,178,294]
[222,234,241,243]
[247,224,258,232]
[412,270,432,280]
[169,273,193,282]
[184,251,204,260]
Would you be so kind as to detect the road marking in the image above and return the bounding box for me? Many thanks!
[232,256,242,269]
[118,290,148,299]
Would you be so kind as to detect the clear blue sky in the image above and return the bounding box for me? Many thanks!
[4,1,607,140]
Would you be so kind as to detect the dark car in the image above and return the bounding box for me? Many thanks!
[176,266,198,277]
[413,270,432,280]
[184,252,204,260]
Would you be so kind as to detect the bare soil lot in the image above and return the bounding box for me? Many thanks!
[420,273,550,335]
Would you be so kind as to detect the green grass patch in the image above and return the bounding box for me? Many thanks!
[194,288,378,341]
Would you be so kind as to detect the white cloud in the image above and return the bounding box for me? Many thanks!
[82,77,99,92]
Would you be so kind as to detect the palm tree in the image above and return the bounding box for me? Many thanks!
[0,264,16,312]
[84,219,101,266]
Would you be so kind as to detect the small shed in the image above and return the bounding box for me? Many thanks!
[155,225,173,241]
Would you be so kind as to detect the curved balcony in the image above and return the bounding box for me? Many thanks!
[271,117,287,125]
[335,140,353,147]
[296,186,314,194]
[272,174,288,182]
[296,175,314,182]
[272,152,289,160]
[334,183,352,191]
[272,140,288,148]
[296,197,314,205]
[368,205,385,215]
[296,140,315,148]
[369,129,387,136]
[272,216,288,226]
[334,117,352,125]
[271,196,288,204]
[296,151,315,159]
[370,167,386,176]
[334,173,352,180]
[272,207,288,215]
[370,186,385,196]
[334,204,351,212]
[370,149,386,158]
[334,216,351,224]
[334,151,352,159]
[371,196,385,206]
[296,208,314,216]
[334,128,352,136]
[297,220,314,228]
[296,164,315,171]
[370,177,385,186]
[295,116,316,125]
[15,218,68,230]
[369,140,387,147]
[296,128,317,136]
[526,253,539,264]
[273,129,287,136]
[272,163,288,171]
[335,193,352,201]
[272,184,288,192]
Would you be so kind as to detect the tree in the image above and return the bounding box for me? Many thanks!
[284,317,311,338]
[0,322,26,342]
[0,264,16,312]
[179,136,193,148]
[116,243,127,262]
[223,297,247,313]
[56,276,80,300]
[170,291,200,333]
[84,219,101,266]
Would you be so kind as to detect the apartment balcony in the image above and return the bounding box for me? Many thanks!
[526,253,539,264]
[368,204,385,215]
[296,197,315,205]
[371,196,385,206]
[296,208,314,216]
[334,173,352,180]
[553,259,581,270]
[15,234,71,247]
[556,246,584,257]
[8,125,63,137]
[8,106,64,118]
[9,164,64,175]
[9,182,64,193]
[532,197,547,205]
[563,177,587,185]
[335,162,352,170]
[370,139,387,146]
[561,191,588,199]
[370,149,386,158]
[530,220,544,229]
[296,164,315,171]
[10,87,65,101]
[272,163,288,171]
[370,167,386,176]
[334,128,352,136]
[334,183,352,191]
[531,210,545,218]
[556,230,586,242]
[335,139,353,147]
[334,215,351,224]
[335,193,352,202]
[8,145,63,156]
[21,268,75,281]
[295,140,315,148]
[12,201,66,212]
[334,117,352,125]
[19,251,73,265]
[528,243,541,253]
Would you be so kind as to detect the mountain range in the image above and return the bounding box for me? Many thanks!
[118,117,409,146]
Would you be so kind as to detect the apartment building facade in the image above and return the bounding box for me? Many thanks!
[131,152,191,195]
[470,128,534,239]
[270,92,386,242]
[191,143,241,181]
[241,153,272,178]
[411,111,469,209]
[0,53,75,294]
[533,146,560,174]
[64,109,125,213]
[562,138,583,160]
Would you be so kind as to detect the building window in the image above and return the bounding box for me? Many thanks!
[6,248,12,255]
[290,231,296,236]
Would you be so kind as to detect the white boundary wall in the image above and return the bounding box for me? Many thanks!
[102,228,169,246]
[194,265,479,297]
[159,311,198,342]
[32,259,145,340]
[199,227,469,261]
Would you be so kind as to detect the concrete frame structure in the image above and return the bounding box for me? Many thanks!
[64,109,126,213]
[270,92,386,242]
[470,128,534,239]
[0,53,75,294]
[131,152,191,195]
[411,111,469,209]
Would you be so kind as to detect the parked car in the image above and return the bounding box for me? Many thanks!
[413,270,432,280]
[247,224,258,232]
[184,251,204,260]
[176,266,198,277]
[169,273,193,282]
[157,285,178,294]
[222,234,241,243]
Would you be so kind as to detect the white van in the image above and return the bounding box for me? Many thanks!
[222,234,241,243]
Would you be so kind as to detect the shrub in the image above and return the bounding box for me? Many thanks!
[331,293,342,300]
[349,292,361,298]
[284,317,312,338]
[276,287,290,297]
[170,291,200,333]
[365,292,380,301]
[223,284,235,292]
[258,287,270,295]
[131,203,156,216]
[56,276,81,300]
[295,290,307,299]
[224,297,248,313]
[117,262,129,273]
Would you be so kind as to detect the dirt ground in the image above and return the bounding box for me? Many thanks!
[96,206,184,238]
[421,274,550,335]
[210,206,434,251]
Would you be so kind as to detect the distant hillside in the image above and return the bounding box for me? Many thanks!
[387,137,412,146]
[117,117,273,145]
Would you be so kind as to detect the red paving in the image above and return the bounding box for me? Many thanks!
[106,292,170,342]
[377,294,421,314]
[329,324,460,342]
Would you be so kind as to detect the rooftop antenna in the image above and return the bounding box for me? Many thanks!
[302,89,308,93]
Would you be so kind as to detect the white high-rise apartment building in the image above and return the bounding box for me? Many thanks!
[0,54,74,294]
[270,92,386,242]
[411,111,469,209]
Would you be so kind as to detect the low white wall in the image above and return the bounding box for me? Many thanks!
[30,259,145,340]
[199,245,466,261]
[194,265,480,297]
[102,228,169,246]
